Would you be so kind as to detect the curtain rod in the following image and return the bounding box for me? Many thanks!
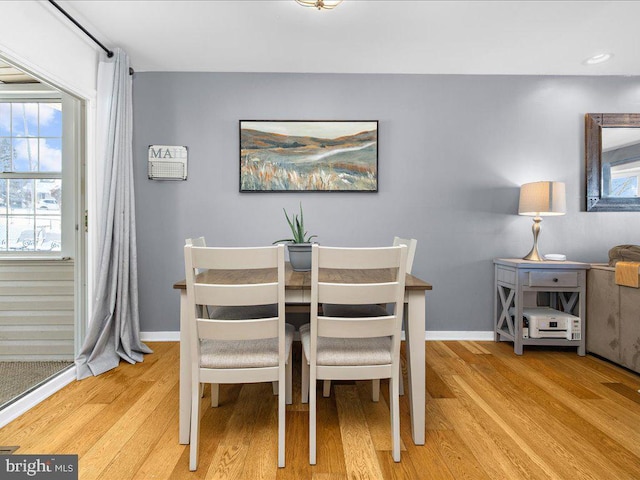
[48,0,134,75]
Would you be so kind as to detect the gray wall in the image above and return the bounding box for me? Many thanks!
[132,72,640,333]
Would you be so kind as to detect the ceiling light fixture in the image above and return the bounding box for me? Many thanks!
[295,0,343,10]
[584,53,613,65]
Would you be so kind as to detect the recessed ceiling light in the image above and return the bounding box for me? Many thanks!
[584,53,613,65]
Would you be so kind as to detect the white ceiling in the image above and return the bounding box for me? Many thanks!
[57,0,640,76]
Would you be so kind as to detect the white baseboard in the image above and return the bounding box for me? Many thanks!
[0,366,76,429]
[141,331,180,342]
[142,331,494,342]
[426,331,494,341]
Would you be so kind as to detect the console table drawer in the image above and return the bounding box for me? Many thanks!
[528,271,578,287]
[496,266,516,285]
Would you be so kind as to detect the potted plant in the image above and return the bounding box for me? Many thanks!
[274,203,317,271]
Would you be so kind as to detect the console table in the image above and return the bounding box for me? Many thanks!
[494,258,590,355]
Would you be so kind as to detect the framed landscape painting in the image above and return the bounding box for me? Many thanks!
[240,120,378,192]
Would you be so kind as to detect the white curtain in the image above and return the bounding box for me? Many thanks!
[76,49,152,379]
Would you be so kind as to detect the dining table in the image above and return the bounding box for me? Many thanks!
[173,262,432,446]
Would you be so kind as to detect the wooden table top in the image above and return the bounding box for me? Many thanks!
[173,262,432,291]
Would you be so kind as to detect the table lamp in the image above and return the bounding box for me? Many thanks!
[518,181,566,261]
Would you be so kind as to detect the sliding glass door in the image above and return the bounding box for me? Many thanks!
[0,61,85,410]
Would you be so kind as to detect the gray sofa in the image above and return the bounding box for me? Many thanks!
[587,264,640,374]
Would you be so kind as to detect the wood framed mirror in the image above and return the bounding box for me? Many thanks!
[586,113,640,211]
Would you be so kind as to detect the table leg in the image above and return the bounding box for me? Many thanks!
[578,284,586,356]
[405,290,425,445]
[514,286,523,355]
[179,290,191,444]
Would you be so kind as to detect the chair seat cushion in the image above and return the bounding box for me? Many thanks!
[299,323,392,366]
[200,323,295,369]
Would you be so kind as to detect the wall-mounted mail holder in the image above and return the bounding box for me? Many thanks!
[148,145,188,180]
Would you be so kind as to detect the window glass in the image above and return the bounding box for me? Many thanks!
[13,138,39,171]
[0,179,5,214]
[0,222,5,251]
[11,103,39,137]
[611,177,638,197]
[0,103,9,136]
[39,138,62,171]
[36,179,61,212]
[9,216,35,251]
[0,99,63,255]
[39,103,62,137]
[38,227,61,252]
[0,138,11,172]
[8,178,33,213]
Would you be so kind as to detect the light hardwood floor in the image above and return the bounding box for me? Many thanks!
[1,340,639,480]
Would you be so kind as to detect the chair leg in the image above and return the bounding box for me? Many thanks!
[371,379,380,402]
[190,381,201,471]
[309,367,317,465]
[200,383,205,398]
[278,368,286,468]
[372,376,402,399]
[286,348,293,405]
[211,384,219,407]
[390,376,400,462]
[301,349,309,404]
[372,365,402,400]
[400,312,406,396]
[272,381,278,396]
[323,380,331,397]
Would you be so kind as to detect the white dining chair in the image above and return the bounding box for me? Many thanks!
[186,237,208,275]
[184,243,293,469]
[389,236,417,395]
[186,237,214,401]
[393,236,417,274]
[300,244,407,464]
[185,236,206,248]
[186,236,287,402]
[323,236,417,400]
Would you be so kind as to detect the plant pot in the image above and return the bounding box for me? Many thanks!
[287,243,312,272]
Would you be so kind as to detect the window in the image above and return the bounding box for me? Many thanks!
[0,99,63,253]
[610,159,640,198]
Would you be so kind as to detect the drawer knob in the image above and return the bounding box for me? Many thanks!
[553,278,559,282]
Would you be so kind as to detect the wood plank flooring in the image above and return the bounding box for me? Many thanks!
[1,340,639,479]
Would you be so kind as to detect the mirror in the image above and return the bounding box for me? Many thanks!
[602,128,640,198]
[585,113,640,211]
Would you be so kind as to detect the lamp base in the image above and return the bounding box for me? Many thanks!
[523,246,544,262]
[523,216,544,262]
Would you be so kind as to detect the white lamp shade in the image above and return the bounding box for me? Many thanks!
[518,181,566,216]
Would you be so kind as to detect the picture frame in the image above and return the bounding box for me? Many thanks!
[240,120,378,192]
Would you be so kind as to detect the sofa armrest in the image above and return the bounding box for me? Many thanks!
[590,263,614,273]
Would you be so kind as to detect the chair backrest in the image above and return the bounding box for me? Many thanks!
[393,236,417,274]
[186,236,206,247]
[310,244,407,356]
[184,244,286,366]
[186,237,207,274]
